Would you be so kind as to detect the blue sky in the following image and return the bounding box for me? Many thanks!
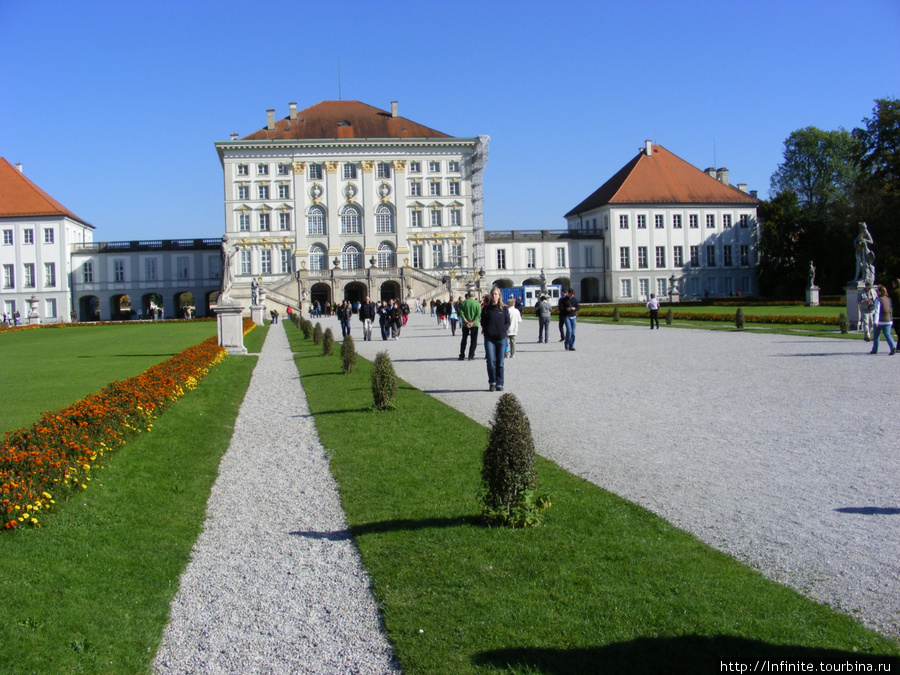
[1,0,897,242]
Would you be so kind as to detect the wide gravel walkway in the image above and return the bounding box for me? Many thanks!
[153,322,399,674]
[351,311,899,640]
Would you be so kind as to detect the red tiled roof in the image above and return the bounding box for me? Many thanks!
[240,101,452,141]
[565,144,759,217]
[0,157,91,225]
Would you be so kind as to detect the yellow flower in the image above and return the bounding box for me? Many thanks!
[42,492,52,500]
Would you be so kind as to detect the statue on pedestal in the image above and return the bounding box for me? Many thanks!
[852,222,875,285]
[539,269,547,295]
[807,261,817,289]
[219,235,238,304]
[251,276,260,305]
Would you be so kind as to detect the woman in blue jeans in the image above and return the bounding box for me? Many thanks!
[481,288,511,392]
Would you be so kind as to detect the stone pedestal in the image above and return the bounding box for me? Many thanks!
[845,281,864,329]
[215,304,247,355]
[250,304,265,326]
[805,286,820,307]
[27,294,40,325]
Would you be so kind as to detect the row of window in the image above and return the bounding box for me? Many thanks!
[619,213,750,230]
[234,179,461,201]
[236,160,461,180]
[619,275,752,299]
[2,228,55,245]
[79,257,201,284]
[2,262,56,289]
[496,247,569,270]
[2,298,57,319]
[237,204,463,235]
[619,244,750,269]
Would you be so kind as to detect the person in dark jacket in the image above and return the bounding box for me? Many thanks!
[560,288,579,351]
[481,287,511,391]
[359,296,377,341]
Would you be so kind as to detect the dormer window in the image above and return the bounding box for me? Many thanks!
[338,120,351,127]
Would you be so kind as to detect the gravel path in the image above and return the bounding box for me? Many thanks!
[351,312,899,640]
[153,323,399,674]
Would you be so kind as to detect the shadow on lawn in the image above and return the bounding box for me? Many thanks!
[473,636,899,674]
[289,515,481,541]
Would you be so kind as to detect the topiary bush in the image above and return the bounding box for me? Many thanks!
[665,307,673,325]
[372,351,398,410]
[301,318,312,339]
[612,306,620,322]
[341,334,357,373]
[322,327,335,355]
[481,393,551,528]
[313,322,323,345]
[838,312,850,334]
[735,308,745,330]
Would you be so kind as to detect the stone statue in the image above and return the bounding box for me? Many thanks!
[251,276,260,305]
[219,234,238,304]
[807,261,817,289]
[539,269,547,294]
[852,222,875,285]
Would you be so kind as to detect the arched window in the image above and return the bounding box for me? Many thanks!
[375,205,395,234]
[341,205,362,235]
[342,243,362,270]
[307,206,326,235]
[377,242,395,269]
[309,244,326,271]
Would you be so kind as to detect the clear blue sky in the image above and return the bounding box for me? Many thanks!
[1,0,897,242]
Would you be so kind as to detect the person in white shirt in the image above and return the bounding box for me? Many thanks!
[646,293,660,329]
[506,297,522,357]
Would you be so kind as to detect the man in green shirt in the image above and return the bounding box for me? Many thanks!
[458,291,482,360]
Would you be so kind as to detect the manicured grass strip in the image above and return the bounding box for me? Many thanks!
[0,355,256,674]
[287,327,899,674]
[0,322,218,433]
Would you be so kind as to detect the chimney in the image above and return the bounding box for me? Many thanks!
[644,140,652,156]
[230,133,239,141]
[391,101,398,118]
[266,108,275,131]
[716,168,729,186]
[737,183,747,193]
[15,163,23,173]
[289,102,297,120]
[705,167,717,178]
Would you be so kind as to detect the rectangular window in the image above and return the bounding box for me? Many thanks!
[278,184,290,199]
[742,276,751,293]
[24,229,34,244]
[448,180,460,196]
[432,243,443,268]
[257,163,268,176]
[585,247,594,268]
[2,230,11,245]
[177,256,189,280]
[308,164,322,180]
[655,214,665,229]
[44,263,56,287]
[429,180,441,196]
[497,249,507,270]
[239,213,251,231]
[24,263,35,288]
[277,163,290,176]
[706,214,715,228]
[83,261,94,283]
[429,160,441,173]
[281,249,293,274]
[657,278,668,298]
[237,164,249,176]
[2,264,13,288]
[740,245,749,266]
[449,243,462,267]
[259,213,270,231]
[706,245,716,266]
[655,246,666,268]
[238,185,249,200]
[448,160,460,172]
[620,278,632,298]
[240,250,251,275]
[412,245,423,268]
[526,248,536,269]
[44,228,55,244]
[637,246,648,269]
[409,180,422,197]
[343,163,357,179]
[261,250,271,274]
[408,161,421,174]
[690,246,700,267]
[450,209,461,227]
[430,209,442,227]
[114,260,125,282]
[45,298,57,318]
[279,212,291,230]
[691,278,700,296]
[556,247,566,268]
[707,277,717,295]
[723,245,733,267]
[620,247,631,269]
[639,278,649,300]
[637,215,647,229]
[410,210,422,228]
[145,258,157,281]
[689,214,699,229]
[619,214,629,229]
[724,276,734,295]
[723,214,732,228]
[257,184,269,200]
[673,215,682,229]
[674,246,684,267]
[376,162,392,179]
[740,214,750,228]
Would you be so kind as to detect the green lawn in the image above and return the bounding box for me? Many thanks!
[0,322,217,433]
[287,324,898,674]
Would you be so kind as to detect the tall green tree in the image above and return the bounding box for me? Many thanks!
[757,191,804,296]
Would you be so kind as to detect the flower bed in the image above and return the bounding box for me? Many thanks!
[1,336,229,530]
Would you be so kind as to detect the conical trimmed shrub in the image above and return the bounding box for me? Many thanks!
[341,334,357,373]
[372,351,398,410]
[323,327,335,355]
[313,322,323,345]
[735,308,745,330]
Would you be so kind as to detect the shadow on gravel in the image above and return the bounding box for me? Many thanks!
[775,352,869,357]
[473,636,899,674]
[289,516,481,541]
[835,507,900,515]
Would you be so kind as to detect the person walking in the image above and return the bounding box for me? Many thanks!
[647,293,660,329]
[534,294,551,343]
[481,288,511,391]
[858,283,877,341]
[448,295,459,336]
[377,300,390,340]
[337,300,352,337]
[359,296,376,341]
[458,291,482,360]
[870,285,896,355]
[389,299,403,339]
[557,294,566,342]
[891,279,900,343]
[560,288,579,351]
[506,297,521,358]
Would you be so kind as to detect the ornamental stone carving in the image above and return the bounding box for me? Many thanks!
[291,161,306,174]
[309,183,323,201]
[325,161,339,174]
[392,160,407,173]
[361,161,375,174]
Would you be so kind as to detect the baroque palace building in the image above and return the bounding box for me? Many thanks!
[214,100,490,308]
